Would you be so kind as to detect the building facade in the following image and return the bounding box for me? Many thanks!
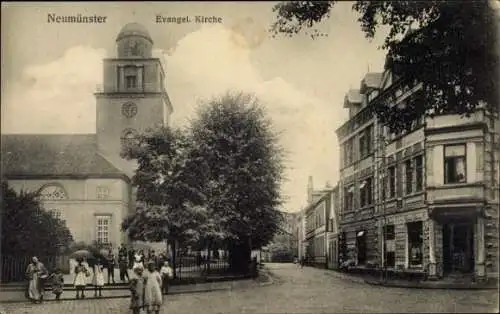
[303,177,338,268]
[1,23,173,248]
[336,66,499,281]
[326,185,340,269]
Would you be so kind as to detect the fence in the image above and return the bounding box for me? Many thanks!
[1,255,70,283]
[174,254,231,280]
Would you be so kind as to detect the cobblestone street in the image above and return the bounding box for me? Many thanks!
[1,264,497,314]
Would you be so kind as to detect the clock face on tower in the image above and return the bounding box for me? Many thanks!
[122,102,138,118]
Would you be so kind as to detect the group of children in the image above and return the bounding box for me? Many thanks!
[41,257,173,312]
[130,261,173,314]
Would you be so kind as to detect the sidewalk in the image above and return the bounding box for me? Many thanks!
[322,268,499,290]
[0,268,274,304]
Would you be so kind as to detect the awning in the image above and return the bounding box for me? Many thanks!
[348,186,355,193]
[357,231,365,237]
[359,180,367,189]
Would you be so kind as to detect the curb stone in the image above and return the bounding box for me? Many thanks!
[363,279,499,290]
[319,268,498,290]
[0,271,275,304]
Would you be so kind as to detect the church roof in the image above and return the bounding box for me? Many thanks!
[116,22,153,43]
[1,134,127,180]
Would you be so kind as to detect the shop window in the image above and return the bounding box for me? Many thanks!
[407,221,423,267]
[384,225,396,267]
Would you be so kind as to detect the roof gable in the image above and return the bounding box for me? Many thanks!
[1,134,126,178]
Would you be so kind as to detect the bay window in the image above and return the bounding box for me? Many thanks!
[444,144,466,184]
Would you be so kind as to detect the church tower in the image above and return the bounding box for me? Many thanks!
[95,22,173,176]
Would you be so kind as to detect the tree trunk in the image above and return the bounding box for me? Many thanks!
[228,238,251,274]
[206,240,211,275]
[172,240,177,279]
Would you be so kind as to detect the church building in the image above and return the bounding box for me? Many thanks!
[1,23,173,247]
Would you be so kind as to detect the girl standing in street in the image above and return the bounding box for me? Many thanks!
[73,258,90,299]
[92,258,105,297]
[159,261,173,295]
[129,266,146,314]
[143,262,163,314]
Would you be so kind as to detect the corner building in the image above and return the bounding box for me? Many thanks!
[336,64,499,282]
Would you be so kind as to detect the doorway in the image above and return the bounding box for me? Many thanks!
[442,223,474,274]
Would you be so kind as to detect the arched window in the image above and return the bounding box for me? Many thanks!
[121,128,139,148]
[38,184,68,201]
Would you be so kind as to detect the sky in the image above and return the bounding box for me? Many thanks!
[1,2,388,212]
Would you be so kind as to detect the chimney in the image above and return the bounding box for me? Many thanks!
[307,176,313,203]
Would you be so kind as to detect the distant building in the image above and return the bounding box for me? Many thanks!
[1,23,173,247]
[336,60,499,281]
[303,177,340,269]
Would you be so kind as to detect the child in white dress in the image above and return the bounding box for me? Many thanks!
[92,259,105,297]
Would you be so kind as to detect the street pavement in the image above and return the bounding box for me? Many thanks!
[1,263,498,314]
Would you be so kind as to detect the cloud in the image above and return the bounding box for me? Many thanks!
[164,25,339,211]
[2,46,105,134]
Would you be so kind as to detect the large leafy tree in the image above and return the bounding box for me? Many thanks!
[189,92,285,272]
[271,0,499,132]
[1,181,73,257]
[121,127,212,276]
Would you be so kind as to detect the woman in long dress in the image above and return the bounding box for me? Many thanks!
[92,259,105,297]
[25,256,48,303]
[143,262,163,314]
[73,258,89,299]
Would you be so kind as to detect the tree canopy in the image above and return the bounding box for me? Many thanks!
[271,1,499,132]
[121,92,285,264]
[189,92,285,249]
[121,127,211,246]
[1,181,73,257]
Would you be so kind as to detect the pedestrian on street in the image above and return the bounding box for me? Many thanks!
[49,268,64,301]
[160,261,173,295]
[92,258,105,297]
[107,253,116,284]
[25,256,48,303]
[143,261,163,314]
[129,266,146,314]
[119,254,130,283]
[74,258,90,299]
[128,249,135,270]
